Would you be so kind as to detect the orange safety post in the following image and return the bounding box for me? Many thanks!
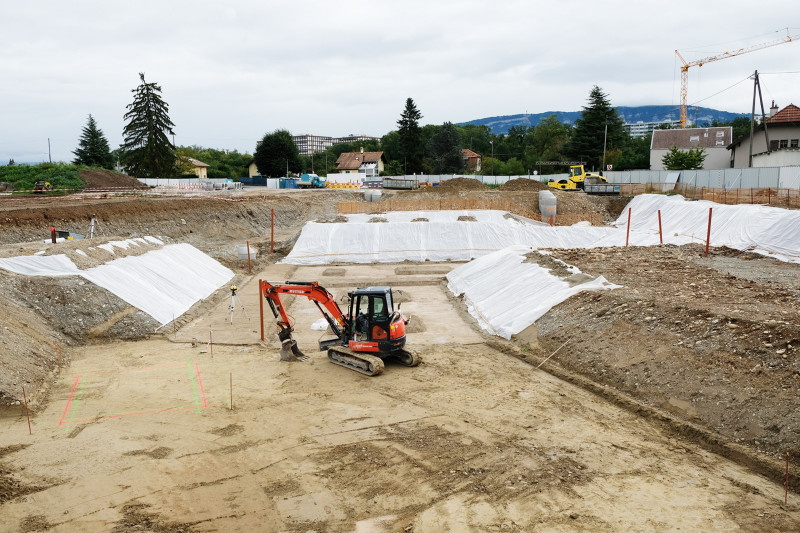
[768,188,771,204]
[259,280,265,341]
[625,208,631,247]
[270,208,274,253]
[657,210,663,244]
[705,207,713,255]
[246,240,252,273]
[549,214,553,227]
[209,328,213,355]
[50,228,56,244]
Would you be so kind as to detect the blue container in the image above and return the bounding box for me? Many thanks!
[281,178,298,189]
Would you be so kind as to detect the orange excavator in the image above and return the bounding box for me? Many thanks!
[260,281,420,376]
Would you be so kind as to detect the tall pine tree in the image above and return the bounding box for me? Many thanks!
[565,85,625,171]
[397,98,423,174]
[121,73,176,179]
[72,114,114,169]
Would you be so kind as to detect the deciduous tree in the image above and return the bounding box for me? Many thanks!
[254,129,301,177]
[121,73,176,179]
[428,122,463,174]
[73,114,115,169]
[662,145,706,170]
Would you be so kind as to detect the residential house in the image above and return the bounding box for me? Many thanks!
[247,159,259,178]
[188,158,209,179]
[728,103,800,168]
[462,149,482,173]
[335,149,386,178]
[650,127,732,170]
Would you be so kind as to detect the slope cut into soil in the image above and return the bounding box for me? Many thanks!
[78,169,148,190]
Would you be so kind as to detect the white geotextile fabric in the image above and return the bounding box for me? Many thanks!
[81,244,234,325]
[0,243,233,325]
[283,197,800,265]
[0,254,80,276]
[614,194,800,262]
[282,210,618,264]
[447,246,621,339]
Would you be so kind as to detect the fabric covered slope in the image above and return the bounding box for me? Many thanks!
[282,210,617,265]
[447,246,620,339]
[81,243,234,325]
[616,194,800,262]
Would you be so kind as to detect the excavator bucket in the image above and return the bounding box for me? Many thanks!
[280,338,309,362]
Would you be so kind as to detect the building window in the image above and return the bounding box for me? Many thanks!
[791,139,799,148]
[690,135,700,142]
[716,141,725,146]
[779,139,788,149]
[716,131,724,137]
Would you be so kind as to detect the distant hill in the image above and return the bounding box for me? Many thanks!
[460,106,748,135]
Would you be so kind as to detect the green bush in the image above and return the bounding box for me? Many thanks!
[0,163,84,191]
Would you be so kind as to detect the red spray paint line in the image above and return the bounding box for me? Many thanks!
[195,363,207,408]
[59,376,81,426]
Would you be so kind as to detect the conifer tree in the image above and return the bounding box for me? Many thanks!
[397,98,423,174]
[121,73,176,179]
[565,85,625,170]
[428,122,464,174]
[72,114,114,169]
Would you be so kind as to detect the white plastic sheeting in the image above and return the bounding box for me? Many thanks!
[282,210,618,264]
[615,194,800,262]
[447,246,621,339]
[81,244,234,325]
[0,254,80,276]
[283,196,800,265]
[0,243,234,325]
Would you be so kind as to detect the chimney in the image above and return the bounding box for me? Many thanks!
[360,146,364,154]
[769,100,779,118]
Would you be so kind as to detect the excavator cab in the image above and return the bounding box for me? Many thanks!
[348,287,405,352]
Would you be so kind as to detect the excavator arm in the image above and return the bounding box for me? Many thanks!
[260,281,350,361]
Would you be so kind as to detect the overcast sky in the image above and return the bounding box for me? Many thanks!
[2,1,799,163]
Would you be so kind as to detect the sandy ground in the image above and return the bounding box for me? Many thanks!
[1,262,799,532]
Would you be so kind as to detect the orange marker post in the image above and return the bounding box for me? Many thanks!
[259,280,265,342]
[209,328,213,355]
[549,214,553,227]
[705,207,713,255]
[270,208,274,254]
[657,210,663,245]
[625,208,632,247]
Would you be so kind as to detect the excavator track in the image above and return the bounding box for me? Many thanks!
[327,346,385,377]
[392,349,421,367]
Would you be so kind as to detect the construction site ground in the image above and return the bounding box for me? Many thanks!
[1,175,799,531]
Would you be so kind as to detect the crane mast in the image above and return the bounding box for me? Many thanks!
[675,28,797,128]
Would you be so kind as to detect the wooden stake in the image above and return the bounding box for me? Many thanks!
[230,373,233,410]
[657,209,663,245]
[625,208,631,247]
[209,328,213,355]
[270,208,274,254]
[22,387,31,435]
[705,207,713,255]
[537,341,568,369]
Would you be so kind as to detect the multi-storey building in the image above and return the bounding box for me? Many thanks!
[292,134,380,156]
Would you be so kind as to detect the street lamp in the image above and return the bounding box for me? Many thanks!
[490,141,494,176]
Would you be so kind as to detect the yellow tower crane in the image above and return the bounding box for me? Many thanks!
[675,28,798,128]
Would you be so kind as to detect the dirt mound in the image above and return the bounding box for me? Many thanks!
[79,169,148,190]
[434,177,487,192]
[499,178,547,191]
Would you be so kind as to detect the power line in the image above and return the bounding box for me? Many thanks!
[688,75,751,107]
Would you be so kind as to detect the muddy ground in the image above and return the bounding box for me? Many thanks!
[1,175,799,530]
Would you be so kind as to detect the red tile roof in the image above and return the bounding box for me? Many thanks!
[766,104,800,124]
[335,151,384,171]
[462,148,481,158]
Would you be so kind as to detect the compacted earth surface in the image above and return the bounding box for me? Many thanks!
[0,173,798,531]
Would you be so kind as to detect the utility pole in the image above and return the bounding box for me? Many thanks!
[602,123,608,175]
[48,138,52,163]
[748,70,770,168]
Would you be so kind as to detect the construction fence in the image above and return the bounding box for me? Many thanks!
[338,198,603,226]
[617,183,800,208]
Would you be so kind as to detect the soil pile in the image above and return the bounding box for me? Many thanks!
[499,178,548,191]
[79,169,148,189]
